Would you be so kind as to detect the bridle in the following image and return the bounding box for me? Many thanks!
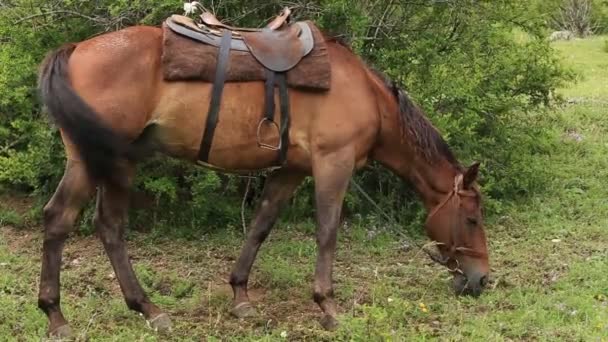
[424,174,488,275]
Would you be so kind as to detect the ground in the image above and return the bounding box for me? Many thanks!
[1,37,608,341]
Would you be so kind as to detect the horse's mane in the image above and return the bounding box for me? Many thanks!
[321,33,459,167]
[368,68,460,167]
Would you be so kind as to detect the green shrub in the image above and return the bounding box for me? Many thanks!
[0,0,574,233]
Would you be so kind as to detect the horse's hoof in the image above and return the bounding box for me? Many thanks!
[230,302,258,318]
[319,314,339,331]
[148,313,173,332]
[48,324,73,340]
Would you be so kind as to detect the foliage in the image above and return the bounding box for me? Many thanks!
[0,0,576,231]
[0,31,607,342]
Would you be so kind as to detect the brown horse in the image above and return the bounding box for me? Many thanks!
[37,22,489,338]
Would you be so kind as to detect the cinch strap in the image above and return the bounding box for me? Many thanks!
[276,73,290,165]
[199,29,232,162]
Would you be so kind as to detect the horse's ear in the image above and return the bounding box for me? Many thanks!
[463,162,480,189]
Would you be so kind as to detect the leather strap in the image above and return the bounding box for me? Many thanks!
[263,69,276,122]
[276,73,290,165]
[199,29,232,162]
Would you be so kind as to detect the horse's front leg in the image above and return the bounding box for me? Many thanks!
[311,148,354,330]
[229,169,305,318]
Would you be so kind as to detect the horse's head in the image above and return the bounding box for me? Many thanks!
[424,163,489,297]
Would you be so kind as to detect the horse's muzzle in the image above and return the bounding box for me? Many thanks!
[453,271,488,297]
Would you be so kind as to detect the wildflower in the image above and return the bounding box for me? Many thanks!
[280,331,288,338]
[419,302,428,313]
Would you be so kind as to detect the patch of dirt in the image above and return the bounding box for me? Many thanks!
[1,226,41,254]
[0,193,37,215]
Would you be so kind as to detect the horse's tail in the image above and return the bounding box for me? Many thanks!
[38,44,132,186]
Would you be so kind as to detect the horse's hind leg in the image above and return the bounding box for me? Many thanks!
[93,162,171,332]
[38,160,95,338]
[229,170,305,318]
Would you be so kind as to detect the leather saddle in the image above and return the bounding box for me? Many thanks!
[166,8,314,72]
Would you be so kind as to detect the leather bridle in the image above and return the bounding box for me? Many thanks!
[424,174,488,275]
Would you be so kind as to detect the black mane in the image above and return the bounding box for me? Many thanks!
[370,68,460,167]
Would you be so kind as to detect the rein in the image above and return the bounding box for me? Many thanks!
[351,174,487,275]
[424,174,487,274]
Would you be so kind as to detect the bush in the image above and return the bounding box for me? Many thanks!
[0,0,574,232]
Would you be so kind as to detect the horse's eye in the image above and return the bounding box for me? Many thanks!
[467,217,478,225]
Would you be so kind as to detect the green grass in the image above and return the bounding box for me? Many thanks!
[2,37,608,341]
[554,35,608,100]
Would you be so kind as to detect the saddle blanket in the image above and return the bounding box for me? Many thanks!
[161,21,331,90]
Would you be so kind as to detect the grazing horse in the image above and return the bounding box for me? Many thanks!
[37,23,489,338]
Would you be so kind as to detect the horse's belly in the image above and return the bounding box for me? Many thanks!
[150,81,312,172]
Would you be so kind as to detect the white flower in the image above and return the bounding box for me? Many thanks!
[183,2,201,15]
[280,331,288,338]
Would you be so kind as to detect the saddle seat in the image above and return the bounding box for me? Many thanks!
[167,8,314,72]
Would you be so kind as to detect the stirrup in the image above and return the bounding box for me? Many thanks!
[256,117,281,151]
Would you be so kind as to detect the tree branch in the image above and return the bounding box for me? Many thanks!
[14,10,101,25]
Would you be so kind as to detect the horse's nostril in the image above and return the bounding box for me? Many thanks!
[480,275,488,287]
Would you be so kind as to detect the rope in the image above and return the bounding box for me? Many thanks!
[350,180,446,265]
[240,177,252,236]
[350,180,396,225]
[350,179,414,242]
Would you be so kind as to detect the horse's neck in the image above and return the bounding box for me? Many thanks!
[371,106,460,211]
[375,152,459,210]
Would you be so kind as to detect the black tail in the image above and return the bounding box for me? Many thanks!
[38,44,132,186]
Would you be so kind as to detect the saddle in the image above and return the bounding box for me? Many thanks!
[162,9,330,167]
[167,8,314,72]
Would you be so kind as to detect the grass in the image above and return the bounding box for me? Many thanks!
[553,35,608,100]
[1,37,608,341]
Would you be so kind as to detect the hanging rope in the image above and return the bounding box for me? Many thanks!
[350,180,396,225]
[240,177,252,236]
[350,179,447,264]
